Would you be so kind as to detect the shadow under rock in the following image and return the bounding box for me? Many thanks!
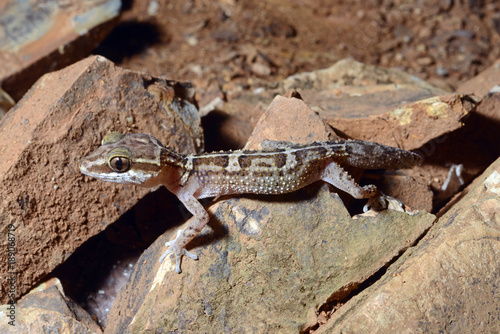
[93,20,165,63]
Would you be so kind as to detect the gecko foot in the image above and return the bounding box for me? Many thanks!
[159,229,198,274]
[363,194,404,212]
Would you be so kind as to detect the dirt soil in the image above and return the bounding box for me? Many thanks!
[97,0,500,104]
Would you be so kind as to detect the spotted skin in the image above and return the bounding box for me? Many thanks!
[80,132,422,273]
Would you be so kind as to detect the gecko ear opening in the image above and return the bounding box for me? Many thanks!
[102,132,124,145]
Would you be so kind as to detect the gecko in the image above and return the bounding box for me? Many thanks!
[80,132,422,273]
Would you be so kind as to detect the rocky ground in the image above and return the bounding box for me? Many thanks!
[0,0,500,333]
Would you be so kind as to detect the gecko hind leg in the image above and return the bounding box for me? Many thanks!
[321,161,389,211]
[159,229,199,274]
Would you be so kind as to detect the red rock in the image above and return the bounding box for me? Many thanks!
[0,55,203,304]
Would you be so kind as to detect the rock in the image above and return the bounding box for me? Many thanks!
[276,59,488,212]
[278,58,445,114]
[244,95,338,149]
[317,156,500,334]
[327,94,479,150]
[362,169,433,213]
[0,0,121,102]
[0,87,15,119]
[105,95,433,333]
[457,58,500,98]
[277,60,476,150]
[421,91,500,206]
[0,55,203,304]
[0,278,101,333]
[279,59,441,92]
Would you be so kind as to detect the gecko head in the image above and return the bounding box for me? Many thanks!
[80,132,165,187]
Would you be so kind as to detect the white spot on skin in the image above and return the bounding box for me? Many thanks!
[285,152,297,170]
[185,156,194,171]
[226,155,241,173]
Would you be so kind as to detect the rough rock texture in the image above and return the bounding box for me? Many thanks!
[105,95,434,333]
[0,55,203,304]
[327,94,478,151]
[275,59,479,150]
[317,156,500,334]
[279,59,443,97]
[278,58,446,125]
[0,278,101,333]
[0,0,121,101]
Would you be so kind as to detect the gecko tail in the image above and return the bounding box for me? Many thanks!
[345,140,422,170]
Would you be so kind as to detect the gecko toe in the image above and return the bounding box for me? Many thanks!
[159,249,173,263]
[183,249,199,260]
[364,194,406,212]
[364,194,389,212]
[159,229,199,273]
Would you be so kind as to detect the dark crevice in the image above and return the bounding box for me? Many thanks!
[47,187,184,327]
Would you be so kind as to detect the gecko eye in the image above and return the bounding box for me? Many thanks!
[109,156,131,172]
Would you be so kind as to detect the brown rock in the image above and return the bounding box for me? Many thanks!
[0,0,120,102]
[279,58,442,93]
[326,94,479,151]
[278,59,445,119]
[0,278,101,333]
[275,59,476,152]
[107,187,434,333]
[318,156,500,334]
[245,95,338,150]
[421,92,500,206]
[363,169,433,212]
[105,95,433,333]
[457,58,500,97]
[0,55,203,304]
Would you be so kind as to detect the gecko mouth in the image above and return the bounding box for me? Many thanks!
[80,162,158,186]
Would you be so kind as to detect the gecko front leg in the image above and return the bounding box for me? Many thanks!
[159,193,209,273]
